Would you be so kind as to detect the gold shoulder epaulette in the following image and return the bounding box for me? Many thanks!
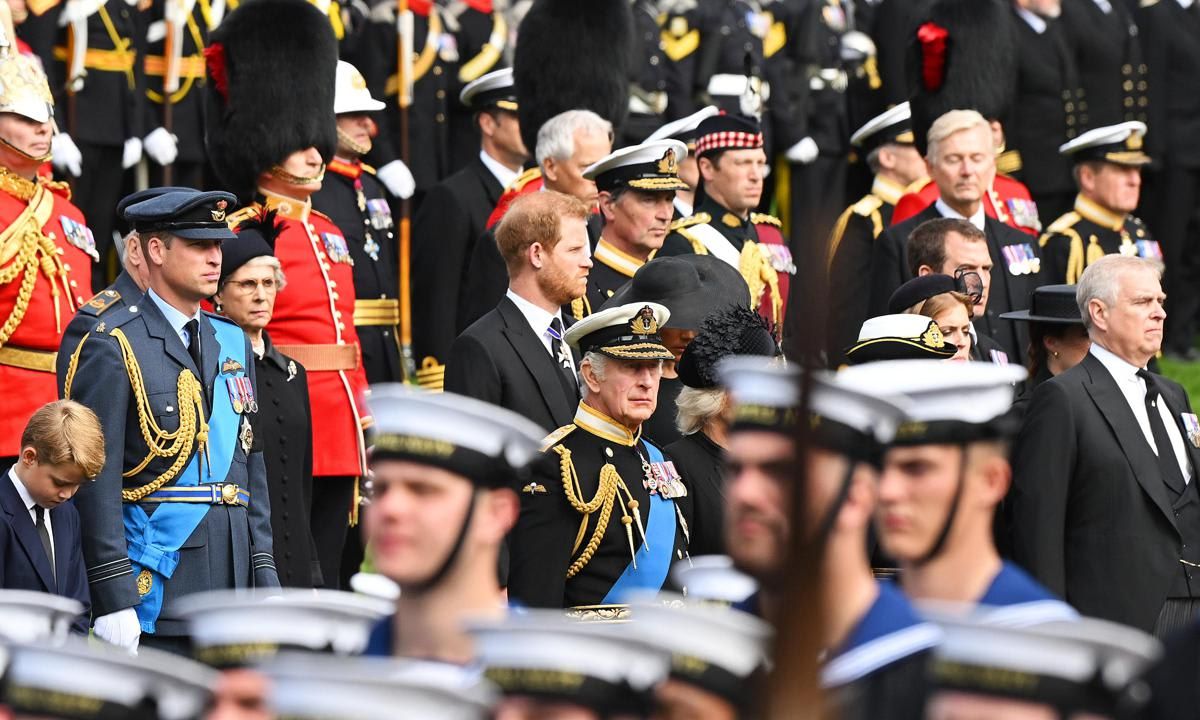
[660,15,699,61]
[1044,211,1081,236]
[78,289,122,316]
[850,194,884,218]
[903,177,932,195]
[669,212,711,232]
[226,204,259,230]
[360,163,377,175]
[996,149,1023,175]
[750,212,781,227]
[511,167,542,192]
[540,424,577,452]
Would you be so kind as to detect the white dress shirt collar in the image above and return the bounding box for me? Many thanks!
[1092,0,1112,13]
[506,289,563,354]
[147,288,202,348]
[1090,342,1142,385]
[480,150,520,191]
[934,198,987,231]
[1015,6,1048,32]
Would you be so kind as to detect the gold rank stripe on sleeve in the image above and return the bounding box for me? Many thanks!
[660,15,700,61]
[415,356,445,392]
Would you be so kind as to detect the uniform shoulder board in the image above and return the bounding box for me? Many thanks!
[225,204,259,230]
[1045,211,1081,236]
[995,149,1023,176]
[510,167,542,192]
[540,424,577,452]
[78,289,122,317]
[669,212,711,232]
[850,194,884,218]
[360,163,378,175]
[750,212,781,227]
[903,177,932,195]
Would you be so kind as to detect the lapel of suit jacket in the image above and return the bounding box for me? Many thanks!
[472,156,504,206]
[0,471,56,590]
[1156,380,1200,483]
[1080,354,1180,533]
[141,294,201,377]
[498,298,574,422]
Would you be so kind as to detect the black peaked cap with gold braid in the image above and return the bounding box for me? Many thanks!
[564,302,674,361]
[583,139,690,193]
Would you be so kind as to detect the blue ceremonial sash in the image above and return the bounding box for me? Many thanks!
[123,319,246,633]
[602,440,677,604]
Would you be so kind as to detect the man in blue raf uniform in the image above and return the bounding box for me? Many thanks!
[507,302,690,612]
[60,189,280,654]
[838,359,1077,626]
[311,61,401,384]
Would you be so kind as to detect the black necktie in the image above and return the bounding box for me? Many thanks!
[185,318,203,372]
[1138,369,1187,494]
[34,505,54,584]
[548,317,578,396]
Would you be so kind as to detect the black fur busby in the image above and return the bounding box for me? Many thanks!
[513,0,633,155]
[906,0,1018,155]
[204,0,338,202]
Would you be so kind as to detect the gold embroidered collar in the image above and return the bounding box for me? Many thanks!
[872,175,907,206]
[0,167,55,202]
[593,238,645,278]
[258,188,312,222]
[574,403,640,446]
[1074,194,1124,232]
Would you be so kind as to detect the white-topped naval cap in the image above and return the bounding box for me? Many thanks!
[646,105,721,143]
[333,60,384,114]
[627,592,772,678]
[0,589,83,644]
[850,101,914,148]
[582,139,690,192]
[671,555,758,603]
[459,67,517,110]
[1058,120,1150,166]
[838,359,1027,427]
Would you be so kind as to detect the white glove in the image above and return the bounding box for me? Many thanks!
[93,607,141,654]
[377,159,415,199]
[52,133,83,177]
[785,136,819,165]
[143,127,178,166]
[122,137,143,169]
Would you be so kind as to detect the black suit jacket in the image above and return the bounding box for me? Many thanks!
[0,472,90,632]
[411,156,504,367]
[444,296,577,432]
[1060,0,1147,129]
[1008,353,1200,631]
[1138,0,1200,167]
[868,206,1039,362]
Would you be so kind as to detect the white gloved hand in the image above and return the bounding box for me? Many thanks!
[52,133,83,177]
[93,607,141,654]
[377,159,415,199]
[785,136,819,165]
[122,137,143,169]
[143,127,178,166]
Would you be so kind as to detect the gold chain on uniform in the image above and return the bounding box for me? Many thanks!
[0,169,72,350]
[553,445,646,577]
[64,328,209,502]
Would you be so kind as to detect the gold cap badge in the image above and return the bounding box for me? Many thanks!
[921,321,945,349]
[630,306,659,335]
[657,148,679,175]
[211,199,228,222]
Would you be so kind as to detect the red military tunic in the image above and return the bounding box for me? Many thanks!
[890,175,1041,237]
[485,167,543,229]
[0,173,93,455]
[236,191,371,478]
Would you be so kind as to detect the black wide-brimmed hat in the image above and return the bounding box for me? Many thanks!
[999,285,1083,325]
[602,254,750,330]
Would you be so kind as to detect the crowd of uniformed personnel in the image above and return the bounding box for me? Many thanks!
[4,0,1200,716]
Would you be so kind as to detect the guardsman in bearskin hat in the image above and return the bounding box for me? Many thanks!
[890,0,1043,238]
[61,188,281,654]
[1040,121,1158,286]
[311,60,402,385]
[507,302,690,611]
[826,102,926,366]
[205,0,370,590]
[0,5,93,467]
[659,113,794,333]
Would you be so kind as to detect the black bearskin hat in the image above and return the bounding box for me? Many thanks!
[513,0,633,155]
[907,0,1017,156]
[204,0,338,202]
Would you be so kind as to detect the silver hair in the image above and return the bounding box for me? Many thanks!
[220,255,288,294]
[1075,254,1163,331]
[675,386,727,436]
[115,230,136,267]
[926,109,990,161]
[535,109,613,166]
[581,351,608,386]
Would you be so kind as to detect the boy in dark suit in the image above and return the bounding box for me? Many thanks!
[0,399,103,631]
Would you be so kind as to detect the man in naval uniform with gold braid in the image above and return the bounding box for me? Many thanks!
[658,113,794,333]
[1039,121,1159,285]
[507,301,690,613]
[61,189,279,654]
[576,138,690,318]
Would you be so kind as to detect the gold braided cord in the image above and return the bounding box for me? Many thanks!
[553,445,643,578]
[107,328,208,502]
[62,330,90,397]
[0,216,66,350]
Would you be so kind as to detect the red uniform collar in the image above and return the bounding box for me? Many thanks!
[327,158,362,180]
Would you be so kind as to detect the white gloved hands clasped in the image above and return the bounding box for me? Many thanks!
[377,159,415,199]
[93,607,141,654]
[121,137,143,169]
[143,127,179,166]
[51,133,83,177]
[785,136,819,165]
